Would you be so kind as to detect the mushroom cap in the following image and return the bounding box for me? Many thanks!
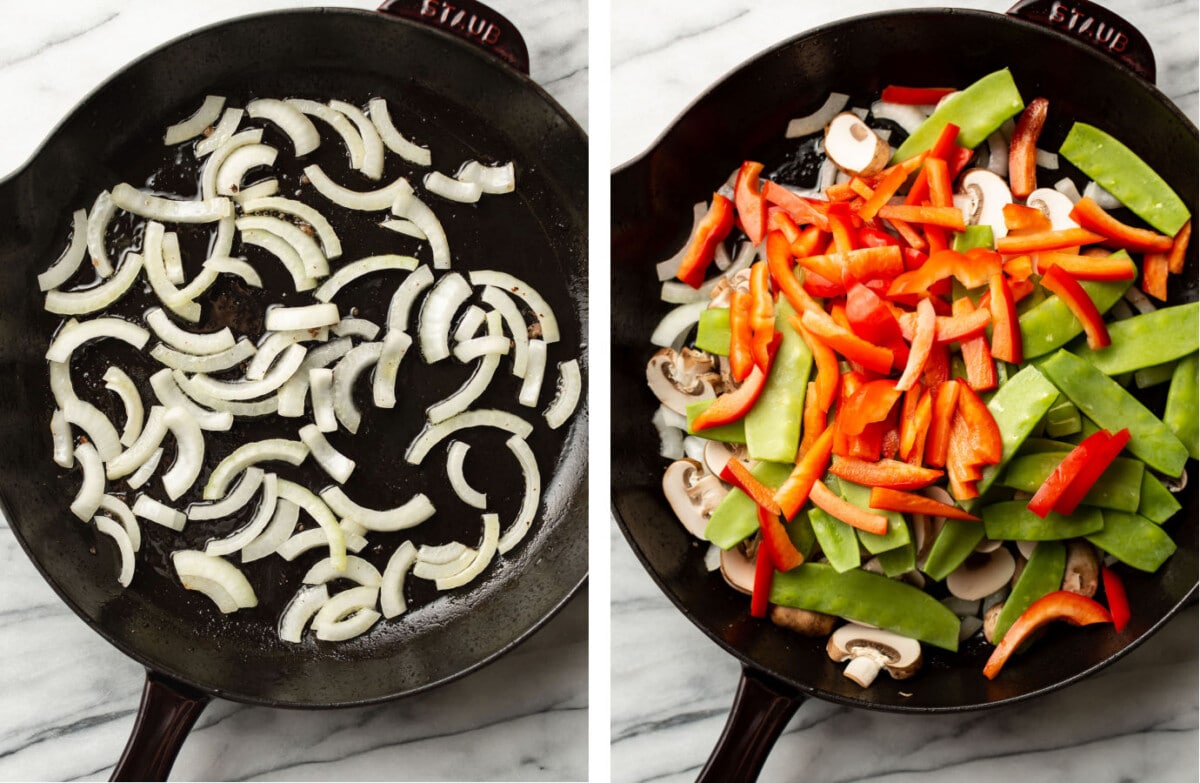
[662,458,728,540]
[824,112,889,177]
[646,347,718,416]
[719,545,757,595]
[1062,540,1100,598]
[703,440,742,478]
[946,547,1017,600]
[1026,187,1079,231]
[827,623,923,686]
[770,605,837,637]
[958,168,1013,240]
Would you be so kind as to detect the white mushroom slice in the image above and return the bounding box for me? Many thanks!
[240,196,341,259]
[150,337,257,374]
[276,337,353,418]
[164,95,226,145]
[277,479,347,571]
[332,317,381,341]
[236,215,328,279]
[646,347,719,416]
[310,368,338,432]
[455,160,515,195]
[147,369,234,432]
[132,494,187,532]
[194,107,244,158]
[663,458,729,540]
[827,623,924,687]
[332,342,382,434]
[288,99,366,169]
[1016,540,1040,560]
[454,305,487,343]
[380,218,428,240]
[786,92,850,138]
[424,171,482,203]
[703,441,742,478]
[182,343,306,403]
[391,181,450,268]
[126,447,164,490]
[85,190,117,279]
[246,98,321,156]
[974,537,1004,553]
[406,409,533,465]
[380,541,418,619]
[94,514,136,587]
[418,272,471,363]
[204,473,279,558]
[45,316,149,364]
[956,169,1013,241]
[946,547,1017,601]
[479,286,530,377]
[497,435,541,554]
[1062,540,1100,597]
[1026,188,1080,231]
[368,97,431,166]
[275,521,368,562]
[203,439,309,499]
[446,440,486,509]
[436,513,500,590]
[313,255,418,303]
[70,442,106,521]
[959,615,985,642]
[50,408,74,468]
[469,270,559,343]
[544,359,581,430]
[373,330,413,409]
[216,143,278,197]
[238,228,319,292]
[329,99,385,180]
[298,424,356,484]
[719,546,757,594]
[279,584,329,643]
[303,165,410,211]
[517,339,546,407]
[146,308,235,356]
[312,586,381,641]
[771,606,838,637]
[160,407,205,500]
[823,112,889,177]
[111,183,233,224]
[427,312,503,424]
[303,555,381,588]
[100,367,143,447]
[941,595,982,617]
[99,494,141,552]
[43,250,143,315]
[319,486,435,533]
[241,497,300,563]
[386,264,436,333]
[38,209,88,291]
[188,467,265,520]
[172,550,257,611]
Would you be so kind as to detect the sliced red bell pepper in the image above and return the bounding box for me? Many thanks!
[946,416,981,501]
[825,181,857,203]
[843,246,904,283]
[1142,250,1169,301]
[1101,566,1131,633]
[858,226,900,248]
[691,335,780,432]
[799,308,894,375]
[676,193,736,288]
[878,204,966,232]
[775,425,836,520]
[720,458,782,516]
[728,289,754,382]
[1039,264,1111,350]
[906,122,962,206]
[1026,429,1111,518]
[859,164,910,221]
[881,85,956,104]
[765,230,822,316]
[934,306,992,343]
[955,381,1002,465]
[922,342,952,387]
[1053,428,1131,516]
[1003,203,1053,234]
[904,389,933,466]
[803,270,845,298]
[983,591,1111,679]
[764,180,830,230]
[1167,218,1192,274]
[767,208,802,245]
[850,422,885,462]
[799,381,827,455]
[809,479,889,535]
[789,224,826,259]
[1069,196,1174,254]
[840,379,903,436]
[888,248,1000,296]
[1033,251,1135,281]
[868,486,980,521]
[994,227,1105,254]
[828,456,944,490]
[796,251,846,285]
[988,272,1022,364]
[848,177,875,201]
[826,203,857,254]
[895,297,936,392]
[1009,97,1049,199]
[925,379,961,469]
[954,297,997,392]
[750,544,772,619]
[1003,254,1035,283]
[749,261,776,370]
[924,157,954,209]
[735,161,768,246]
[889,216,928,251]
[845,283,903,345]
[924,224,950,254]
[793,317,839,413]
[757,504,804,572]
[947,145,975,181]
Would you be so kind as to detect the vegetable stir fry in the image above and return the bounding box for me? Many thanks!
[649,68,1194,684]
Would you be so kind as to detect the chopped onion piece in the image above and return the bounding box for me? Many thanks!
[453,334,511,363]
[148,369,235,431]
[161,232,185,285]
[233,179,279,204]
[95,514,136,587]
[164,95,226,145]
[786,92,850,138]
[45,314,149,364]
[172,550,258,610]
[332,342,382,433]
[303,555,381,587]
[265,303,339,332]
[1084,180,1124,210]
[332,317,381,341]
[150,337,257,374]
[99,494,141,552]
[216,143,278,196]
[498,435,540,553]
[43,250,143,315]
[133,494,186,532]
[299,424,356,483]
[368,97,431,166]
[469,270,559,343]
[183,343,306,402]
[424,171,482,203]
[480,287,529,377]
[205,473,279,557]
[1124,286,1158,315]
[86,190,117,279]
[446,441,486,509]
[418,541,470,564]
[194,107,244,157]
[161,407,205,500]
[126,446,164,490]
[380,218,427,240]
[204,440,308,500]
[240,196,341,258]
[246,98,320,156]
[373,330,413,409]
[1054,177,1083,203]
[406,409,533,465]
[660,241,755,303]
[238,229,318,292]
[38,209,88,291]
[48,360,75,409]
[391,181,451,267]
[1036,149,1059,170]
[277,337,353,417]
[245,330,326,382]
[386,264,435,332]
[146,307,235,355]
[455,160,515,194]
[276,521,368,562]
[70,442,105,521]
[454,305,486,342]
[278,583,329,643]
[309,368,338,432]
[241,496,299,562]
[419,272,471,363]
[380,541,418,618]
[103,367,144,447]
[205,255,262,287]
[210,215,236,258]
[277,479,347,571]
[544,359,582,430]
[313,255,418,303]
[413,548,476,579]
[176,374,281,417]
[437,513,499,590]
[329,100,385,180]
[62,398,123,462]
[50,408,74,468]
[304,164,410,211]
[650,301,705,349]
[199,129,263,199]
[142,223,200,322]
[319,486,435,533]
[518,339,547,408]
[288,99,365,169]
[236,215,328,279]
[871,100,929,135]
[104,406,167,479]
[111,183,232,224]
[313,586,381,641]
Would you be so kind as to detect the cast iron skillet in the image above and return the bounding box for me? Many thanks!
[0,2,587,780]
[611,2,1196,780]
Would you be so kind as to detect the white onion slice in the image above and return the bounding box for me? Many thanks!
[276,521,368,562]
[278,583,329,643]
[660,241,755,304]
[518,339,547,408]
[319,486,435,533]
[437,513,499,590]
[309,368,337,432]
[303,165,409,212]
[413,548,476,579]
[111,183,232,224]
[210,215,236,259]
[288,98,365,168]
[205,473,279,557]
[1053,177,1083,203]
[1125,286,1158,315]
[446,440,486,509]
[264,303,339,332]
[238,229,318,292]
[454,305,486,342]
[1036,149,1059,170]
[303,555,381,587]
[199,129,263,200]
[38,209,88,291]
[277,337,353,417]
[178,376,280,416]
[240,196,341,259]
[172,550,257,610]
[277,479,348,571]
[241,496,300,562]
[786,92,849,138]
[373,330,413,409]
[216,143,278,197]
[126,446,164,490]
[161,407,205,500]
[148,369,234,431]
[48,360,76,409]
[455,160,515,194]
[1084,180,1124,210]
[150,337,257,374]
[987,129,1010,178]
[95,514,136,587]
[188,466,265,519]
[299,424,356,483]
[164,95,226,145]
[650,301,705,349]
[194,107,244,157]
[43,250,143,315]
[544,359,582,430]
[656,202,708,281]
[424,171,482,203]
[332,342,382,433]
[232,179,280,204]
[368,98,431,166]
[453,334,511,363]
[418,542,470,564]
[480,287,530,377]
[313,255,418,303]
[133,494,187,532]
[380,218,428,240]
[161,232,185,285]
[386,264,435,332]
[103,366,144,447]
[61,398,123,462]
[246,98,321,156]
[332,317,381,341]
[105,407,167,480]
[391,181,450,268]
[406,409,533,465]
[204,439,309,499]
[329,100,385,180]
[469,271,559,343]
[236,215,328,279]
[380,541,418,618]
[86,190,117,279]
[146,307,235,355]
[50,408,74,468]
[418,272,471,363]
[245,330,326,381]
[183,343,306,402]
[870,100,929,135]
[313,587,381,641]
[99,493,141,552]
[70,442,105,521]
[142,224,200,322]
[498,435,541,553]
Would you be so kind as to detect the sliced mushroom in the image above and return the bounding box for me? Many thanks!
[827,623,923,687]
[719,545,757,594]
[941,595,981,618]
[703,440,743,477]
[1062,540,1099,598]
[982,601,1005,644]
[770,606,837,637]
[946,547,1016,600]
[646,347,721,415]
[1011,552,1027,586]
[974,537,1003,553]
[959,615,984,642]
[1165,467,1188,493]
[1016,540,1039,560]
[1026,187,1079,231]
[957,168,1013,240]
[663,458,729,539]
[824,112,889,177]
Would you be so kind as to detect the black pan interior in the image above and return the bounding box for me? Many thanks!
[612,8,1196,712]
[0,8,587,707]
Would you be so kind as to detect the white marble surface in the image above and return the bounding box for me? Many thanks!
[0,2,586,781]
[610,1,1199,781]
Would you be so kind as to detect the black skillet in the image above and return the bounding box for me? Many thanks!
[0,2,587,780]
[611,2,1197,780]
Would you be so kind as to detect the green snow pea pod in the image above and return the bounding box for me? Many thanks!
[808,506,861,573]
[1018,438,1074,454]
[877,541,917,578]
[1088,510,1177,572]
[892,68,1023,162]
[695,308,731,356]
[1044,396,1082,438]
[1164,352,1199,460]
[1020,276,1131,360]
[1070,303,1198,375]
[952,225,994,252]
[686,399,745,444]
[1134,361,1179,390]
[705,460,792,549]
[838,478,910,555]
[1001,453,1144,513]
[974,364,1062,499]
[982,501,1104,541]
[770,563,960,651]
[1137,471,1181,524]
[922,519,985,582]
[992,540,1066,644]
[1038,350,1189,477]
[744,300,812,463]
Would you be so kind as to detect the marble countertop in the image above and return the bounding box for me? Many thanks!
[610,1,1198,781]
[0,2,586,781]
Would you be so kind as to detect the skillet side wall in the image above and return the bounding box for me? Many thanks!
[0,9,587,707]
[612,9,1197,711]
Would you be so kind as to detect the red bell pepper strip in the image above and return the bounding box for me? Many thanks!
[994,227,1105,254]
[1039,264,1111,350]
[947,145,975,181]
[845,283,903,345]
[1167,218,1192,274]
[803,270,846,298]
[795,251,846,285]
[1003,203,1052,233]
[728,289,754,382]
[828,456,944,490]
[799,308,895,375]
[924,224,950,254]
[922,341,951,387]
[924,157,954,209]
[720,459,782,516]
[877,204,966,232]
[775,425,836,520]
[1002,254,1035,283]
[767,209,802,245]
[881,85,956,104]
[1033,251,1135,281]
[889,216,928,251]
[749,261,776,370]
[765,230,822,317]
[925,379,961,469]
[1009,97,1049,199]
[983,591,1111,679]
[764,180,830,230]
[790,224,826,259]
[1069,196,1174,254]
[868,486,980,521]
[843,246,905,283]
[809,479,889,535]
[757,504,804,572]
[946,417,981,501]
[1101,566,1131,633]
[904,389,933,466]
[750,544,772,619]
[955,381,1003,464]
[799,381,826,455]
[848,177,875,201]
[858,226,900,248]
[895,297,936,392]
[899,385,924,457]
[988,272,1022,364]
[888,249,1000,296]
[691,335,780,432]
[826,204,857,254]
[793,318,839,413]
[735,161,768,246]
[826,181,857,202]
[906,122,962,206]
[1141,250,1169,301]
[676,194,736,288]
[859,165,909,221]
[840,379,903,436]
[1053,428,1131,516]
[954,297,997,392]
[1026,429,1111,518]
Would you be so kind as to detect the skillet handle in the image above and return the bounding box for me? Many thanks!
[110,671,210,782]
[696,666,805,783]
[376,0,531,75]
[1006,0,1156,82]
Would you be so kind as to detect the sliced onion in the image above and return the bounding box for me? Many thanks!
[264,303,338,332]
[1054,177,1083,204]
[437,513,499,590]
[418,272,471,363]
[48,360,75,408]
[182,342,306,402]
[309,368,337,432]
[238,229,317,292]
[99,493,141,552]
[469,270,559,343]
[199,128,263,200]
[188,465,265,520]
[43,250,143,315]
[150,337,257,373]
[1084,180,1124,210]
[276,337,353,417]
[50,408,74,468]
[142,223,200,322]
[278,583,329,643]
[70,442,105,521]
[303,164,409,211]
[245,330,326,381]
[299,424,356,483]
[380,218,428,240]
[329,100,384,180]
[105,406,167,483]
[417,542,469,564]
[148,368,234,431]
[386,264,435,332]
[86,190,117,279]
[656,202,708,281]
[276,521,368,562]
[161,407,205,500]
[312,586,380,641]
[146,307,235,355]
[786,92,849,138]
[498,435,540,553]
[391,181,451,268]
[454,305,486,342]
[164,95,226,145]
[204,439,309,499]
[111,182,232,224]
[659,241,754,304]
[480,287,529,377]
[313,255,418,302]
[288,99,365,168]
[368,97,431,166]
[205,473,279,558]
[373,330,413,409]
[172,550,257,610]
[236,215,328,279]
[544,359,582,430]
[455,160,515,194]
[987,129,1010,178]
[95,514,136,587]
[870,100,929,134]
[331,317,380,341]
[216,143,278,197]
[1125,286,1158,315]
[232,180,279,205]
[277,479,347,571]
[319,486,435,533]
[241,496,299,562]
[303,555,381,587]
[1036,149,1059,170]
[518,339,547,408]
[161,231,185,285]
[406,409,533,465]
[194,107,244,158]
[133,494,187,532]
[246,98,320,156]
[380,541,418,618]
[103,366,144,447]
[332,342,382,433]
[424,171,482,203]
[650,301,705,350]
[446,440,486,509]
[61,398,123,461]
[126,446,164,490]
[45,314,148,363]
[210,215,236,258]
[38,209,88,291]
[453,334,510,363]
[240,196,341,258]
[413,548,476,579]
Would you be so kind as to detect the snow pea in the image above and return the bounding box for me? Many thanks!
[1020,276,1131,360]
[892,68,1024,162]
[982,501,1104,541]
[876,541,917,578]
[975,364,1061,499]
[1018,437,1073,454]
[1164,352,1199,460]
[770,563,960,651]
[922,519,985,582]
[1044,396,1082,438]
[695,307,731,356]
[686,399,745,444]
[1137,471,1181,524]
[787,507,817,561]
[744,300,812,463]
[705,460,792,549]
[1059,122,1191,236]
[1088,510,1177,572]
[1001,453,1144,513]
[1038,349,1189,477]
[1134,360,1179,389]
[952,225,994,252]
[838,478,910,555]
[808,506,861,573]
[993,540,1066,644]
[1070,303,1199,375]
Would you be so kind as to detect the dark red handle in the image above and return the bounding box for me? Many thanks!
[696,666,805,783]
[1007,0,1156,83]
[376,0,530,75]
[110,671,210,782]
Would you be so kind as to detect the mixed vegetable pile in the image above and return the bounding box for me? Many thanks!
[649,68,1195,685]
